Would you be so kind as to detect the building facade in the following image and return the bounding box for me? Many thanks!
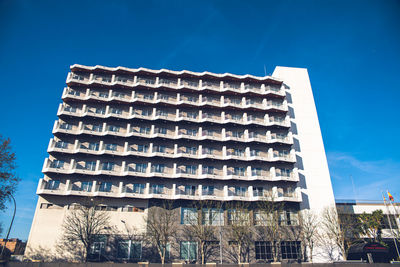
[25,65,336,262]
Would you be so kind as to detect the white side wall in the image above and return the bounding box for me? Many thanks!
[273,66,337,261]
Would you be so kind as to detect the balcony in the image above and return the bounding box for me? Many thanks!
[37,178,301,202]
[66,72,285,97]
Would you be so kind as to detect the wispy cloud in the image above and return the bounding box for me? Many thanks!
[327,152,400,201]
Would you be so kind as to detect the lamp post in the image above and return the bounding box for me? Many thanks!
[0,192,16,258]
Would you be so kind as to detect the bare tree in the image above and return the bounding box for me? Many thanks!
[298,210,319,262]
[182,201,220,264]
[0,135,19,211]
[144,201,178,264]
[58,199,113,262]
[320,206,361,260]
[226,202,253,264]
[256,192,285,262]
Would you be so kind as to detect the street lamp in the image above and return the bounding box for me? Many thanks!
[0,192,16,258]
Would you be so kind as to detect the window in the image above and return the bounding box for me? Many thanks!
[137,144,149,153]
[141,109,152,116]
[181,208,197,225]
[45,180,60,190]
[157,127,167,134]
[55,141,69,149]
[117,240,142,260]
[68,88,80,95]
[184,185,196,196]
[186,129,198,136]
[153,145,166,153]
[151,184,164,194]
[187,96,197,102]
[275,150,289,158]
[102,162,115,171]
[203,147,214,155]
[96,107,106,115]
[89,235,107,258]
[105,143,117,151]
[228,209,249,225]
[99,182,112,192]
[64,105,76,112]
[156,109,168,117]
[235,186,247,197]
[232,131,243,138]
[107,125,120,132]
[133,163,147,173]
[180,241,197,261]
[112,91,126,98]
[138,127,151,134]
[280,241,301,260]
[88,142,100,151]
[233,149,244,156]
[143,94,154,100]
[231,114,242,121]
[255,241,273,260]
[59,123,72,130]
[81,181,93,192]
[287,211,299,226]
[151,164,165,173]
[111,108,122,115]
[85,161,97,171]
[202,165,214,175]
[254,210,271,226]
[159,94,169,100]
[252,167,262,176]
[185,165,197,175]
[202,208,224,226]
[99,92,109,98]
[187,111,197,119]
[50,160,64,169]
[277,168,291,177]
[206,129,215,136]
[234,167,246,176]
[253,187,264,197]
[185,146,197,155]
[133,183,145,194]
[93,124,103,132]
[202,185,214,196]
[250,149,260,157]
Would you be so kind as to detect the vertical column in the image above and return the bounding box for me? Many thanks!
[119,182,124,194]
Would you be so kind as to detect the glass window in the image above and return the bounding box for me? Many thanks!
[180,241,197,261]
[151,184,164,194]
[151,164,165,173]
[133,183,145,194]
[153,145,166,153]
[85,161,97,171]
[133,163,147,173]
[202,165,214,175]
[252,167,262,176]
[235,186,247,196]
[202,185,214,196]
[280,241,301,260]
[99,92,109,98]
[234,167,246,176]
[157,127,167,134]
[138,127,151,134]
[46,180,60,190]
[203,147,214,155]
[137,145,149,153]
[105,143,117,151]
[64,105,76,112]
[55,141,69,149]
[184,185,196,196]
[185,165,197,175]
[111,108,122,115]
[117,240,142,260]
[108,125,120,132]
[102,162,115,171]
[50,160,64,169]
[255,241,273,260]
[250,150,260,157]
[81,181,93,192]
[253,187,263,197]
[181,208,197,225]
[93,124,103,132]
[96,107,106,115]
[87,142,100,151]
[60,123,72,130]
[202,208,224,226]
[185,146,197,155]
[186,129,198,136]
[233,149,244,156]
[99,182,112,192]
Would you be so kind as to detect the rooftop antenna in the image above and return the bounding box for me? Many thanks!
[264,64,267,76]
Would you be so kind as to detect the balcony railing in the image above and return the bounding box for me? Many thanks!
[37,178,302,202]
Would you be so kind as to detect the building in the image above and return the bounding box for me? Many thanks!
[0,238,26,255]
[336,200,400,262]
[25,65,336,262]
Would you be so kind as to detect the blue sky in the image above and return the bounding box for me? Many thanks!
[0,0,399,240]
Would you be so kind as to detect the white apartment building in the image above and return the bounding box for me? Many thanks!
[25,65,336,262]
